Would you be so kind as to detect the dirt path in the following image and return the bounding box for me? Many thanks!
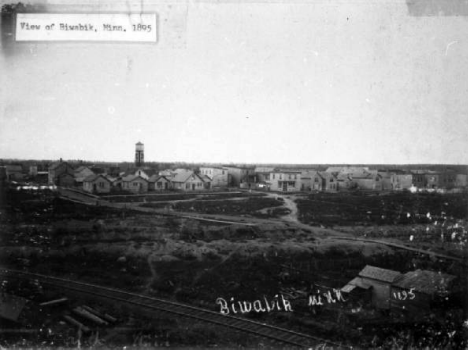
[262,192,299,223]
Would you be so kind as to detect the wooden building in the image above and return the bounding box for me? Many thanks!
[342,265,402,310]
[170,170,205,191]
[391,269,457,315]
[48,160,74,186]
[122,175,149,193]
[148,175,172,191]
[83,174,112,194]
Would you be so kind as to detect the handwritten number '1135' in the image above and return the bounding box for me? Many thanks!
[393,288,416,301]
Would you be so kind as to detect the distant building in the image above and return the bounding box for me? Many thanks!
[425,171,457,190]
[300,171,323,191]
[268,170,301,192]
[48,160,74,186]
[135,142,144,167]
[199,166,229,188]
[57,173,75,187]
[122,175,149,193]
[5,165,24,181]
[455,174,467,188]
[170,170,205,191]
[224,166,255,187]
[352,173,382,191]
[148,175,172,191]
[391,173,413,190]
[318,171,338,192]
[74,166,95,186]
[83,174,112,194]
[29,165,38,177]
[336,173,355,191]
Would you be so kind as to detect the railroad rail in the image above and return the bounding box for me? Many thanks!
[0,268,348,349]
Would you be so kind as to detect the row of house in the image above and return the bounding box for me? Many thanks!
[4,161,468,194]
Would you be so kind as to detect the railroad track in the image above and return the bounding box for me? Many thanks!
[0,269,348,349]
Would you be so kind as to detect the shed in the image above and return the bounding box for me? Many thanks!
[391,269,457,314]
[344,265,402,309]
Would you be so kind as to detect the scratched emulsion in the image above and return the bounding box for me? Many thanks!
[406,0,468,16]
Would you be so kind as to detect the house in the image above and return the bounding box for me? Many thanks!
[409,170,427,189]
[391,173,413,190]
[336,173,355,191]
[425,171,457,190]
[74,166,95,186]
[352,173,382,191]
[318,171,338,192]
[148,175,172,191]
[200,174,212,189]
[122,175,149,193]
[83,174,112,194]
[5,165,24,181]
[300,171,324,191]
[455,174,467,188]
[391,269,457,315]
[254,167,276,184]
[48,160,74,185]
[342,265,402,309]
[268,170,302,192]
[199,166,229,188]
[56,173,75,187]
[224,166,255,187]
[170,170,205,191]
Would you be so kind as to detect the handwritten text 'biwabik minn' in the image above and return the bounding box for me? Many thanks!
[216,289,347,315]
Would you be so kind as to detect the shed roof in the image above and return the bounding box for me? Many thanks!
[342,277,372,292]
[359,265,401,283]
[393,269,456,295]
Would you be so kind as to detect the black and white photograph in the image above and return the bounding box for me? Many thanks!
[1,0,468,348]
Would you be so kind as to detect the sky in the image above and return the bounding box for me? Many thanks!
[1,0,468,164]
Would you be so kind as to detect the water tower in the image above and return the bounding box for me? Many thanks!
[135,142,144,167]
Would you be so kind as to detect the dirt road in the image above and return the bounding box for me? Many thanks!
[262,192,300,223]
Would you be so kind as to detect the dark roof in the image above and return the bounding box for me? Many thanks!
[90,167,106,174]
[171,170,203,183]
[148,175,171,182]
[122,175,148,183]
[393,270,456,295]
[359,265,401,283]
[83,174,111,183]
[49,161,72,170]
[136,141,143,145]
